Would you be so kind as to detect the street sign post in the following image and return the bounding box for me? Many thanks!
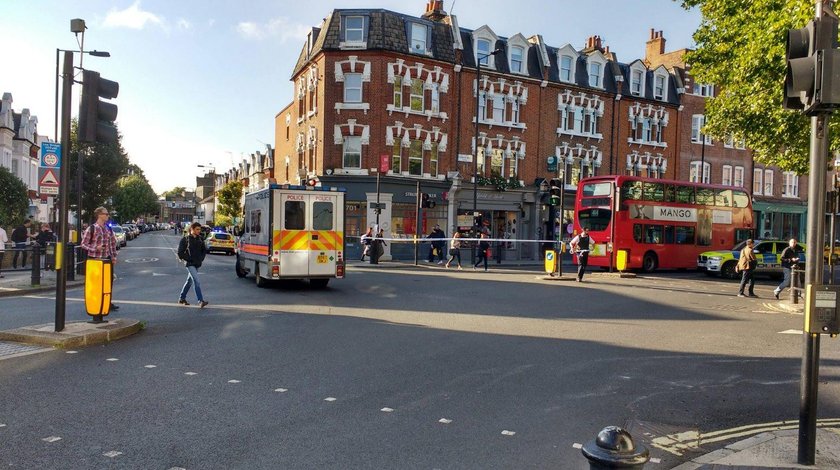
[39,142,61,195]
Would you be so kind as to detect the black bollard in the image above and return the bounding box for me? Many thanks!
[581,426,649,470]
[66,244,75,281]
[31,245,41,286]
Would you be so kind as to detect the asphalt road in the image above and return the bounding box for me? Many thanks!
[0,231,839,469]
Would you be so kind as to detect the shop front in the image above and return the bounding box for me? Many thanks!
[752,199,807,241]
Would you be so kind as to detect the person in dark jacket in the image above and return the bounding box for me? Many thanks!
[426,225,446,263]
[35,223,56,270]
[11,220,32,268]
[774,238,801,300]
[177,222,209,308]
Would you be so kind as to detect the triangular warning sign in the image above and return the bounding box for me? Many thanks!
[40,169,59,186]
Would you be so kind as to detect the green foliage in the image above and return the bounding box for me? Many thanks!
[112,174,159,222]
[67,119,131,222]
[680,0,817,172]
[161,186,187,199]
[215,213,233,228]
[217,181,243,218]
[0,166,29,227]
[476,175,523,191]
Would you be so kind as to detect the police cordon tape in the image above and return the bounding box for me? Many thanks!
[347,236,568,245]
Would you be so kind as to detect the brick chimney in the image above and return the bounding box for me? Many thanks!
[422,0,447,22]
[582,35,605,54]
[645,29,666,62]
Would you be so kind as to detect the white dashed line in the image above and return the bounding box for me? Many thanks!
[103,451,123,458]
[168,467,187,470]
[501,430,516,436]
[42,436,62,443]
[381,407,394,413]
[438,418,452,424]
[0,423,6,428]
[185,372,197,376]
[572,443,583,449]
[228,380,241,384]
[106,358,119,362]
[650,457,661,464]
[66,351,78,354]
[779,329,803,334]
[324,397,337,402]
[144,365,157,369]
[274,388,288,393]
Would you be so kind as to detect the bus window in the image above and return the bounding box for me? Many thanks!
[645,225,664,244]
[313,202,333,230]
[621,181,643,201]
[733,190,749,208]
[582,182,612,197]
[284,201,306,230]
[675,226,696,244]
[250,210,262,233]
[577,208,611,231]
[696,188,715,206]
[715,189,732,207]
[643,182,664,202]
[634,224,643,243]
[664,225,675,244]
[676,185,695,204]
[663,185,676,202]
[735,228,752,243]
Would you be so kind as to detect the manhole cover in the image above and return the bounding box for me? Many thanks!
[123,257,159,263]
[0,341,50,360]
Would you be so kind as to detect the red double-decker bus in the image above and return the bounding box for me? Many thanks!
[573,175,754,272]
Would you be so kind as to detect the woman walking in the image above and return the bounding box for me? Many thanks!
[360,227,373,261]
[473,232,490,271]
[445,231,462,269]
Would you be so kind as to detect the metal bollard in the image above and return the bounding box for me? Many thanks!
[66,244,76,281]
[370,240,379,265]
[76,245,87,275]
[30,245,40,286]
[581,426,649,470]
[791,266,802,304]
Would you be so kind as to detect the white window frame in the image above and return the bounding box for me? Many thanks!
[572,108,584,133]
[343,73,362,103]
[764,169,774,196]
[493,94,505,123]
[690,161,710,184]
[722,165,733,186]
[479,91,487,121]
[654,74,667,100]
[783,171,799,198]
[734,166,745,188]
[560,55,574,82]
[510,46,524,74]
[409,139,423,176]
[588,60,603,88]
[410,23,428,54]
[631,69,643,96]
[410,78,425,112]
[430,83,440,114]
[753,168,763,195]
[693,83,714,97]
[477,39,492,66]
[511,98,520,124]
[691,114,712,144]
[342,136,362,169]
[557,44,578,84]
[735,137,746,149]
[724,135,734,148]
[345,16,365,43]
[430,142,439,177]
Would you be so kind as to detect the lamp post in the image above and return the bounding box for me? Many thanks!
[472,48,503,260]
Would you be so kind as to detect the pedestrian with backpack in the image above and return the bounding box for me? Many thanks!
[177,222,209,308]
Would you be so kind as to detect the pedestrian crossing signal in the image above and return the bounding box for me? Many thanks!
[421,193,436,208]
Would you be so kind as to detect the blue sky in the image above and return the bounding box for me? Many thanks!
[2,1,700,193]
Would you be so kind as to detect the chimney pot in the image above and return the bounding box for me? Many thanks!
[650,28,655,39]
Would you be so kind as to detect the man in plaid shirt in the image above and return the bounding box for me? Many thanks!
[80,206,119,310]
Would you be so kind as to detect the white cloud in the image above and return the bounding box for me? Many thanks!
[207,19,216,28]
[236,17,310,43]
[177,19,191,30]
[103,1,164,30]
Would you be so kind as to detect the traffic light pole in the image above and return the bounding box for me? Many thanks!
[799,113,828,465]
[54,51,73,333]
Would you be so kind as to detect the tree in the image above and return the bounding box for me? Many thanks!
[217,181,243,220]
[67,119,131,222]
[680,0,818,173]
[112,174,159,222]
[215,214,232,228]
[161,187,187,199]
[0,166,29,227]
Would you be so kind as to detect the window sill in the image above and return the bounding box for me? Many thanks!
[307,108,318,118]
[334,168,369,176]
[473,118,526,131]
[782,194,800,199]
[387,104,448,121]
[557,129,602,140]
[335,102,370,114]
[339,41,368,50]
[385,171,445,181]
[626,138,667,148]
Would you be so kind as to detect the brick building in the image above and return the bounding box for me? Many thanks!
[274,0,688,260]
[645,29,807,241]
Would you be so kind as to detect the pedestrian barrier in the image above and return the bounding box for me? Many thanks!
[791,265,805,304]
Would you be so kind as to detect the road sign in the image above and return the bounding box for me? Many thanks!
[39,168,59,195]
[40,142,61,168]
[547,155,557,172]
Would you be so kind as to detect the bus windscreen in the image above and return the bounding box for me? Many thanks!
[577,208,611,231]
[582,182,612,197]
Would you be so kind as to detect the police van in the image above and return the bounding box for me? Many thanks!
[234,184,346,288]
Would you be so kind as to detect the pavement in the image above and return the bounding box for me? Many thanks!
[0,253,836,468]
[0,267,84,297]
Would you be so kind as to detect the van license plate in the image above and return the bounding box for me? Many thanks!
[317,255,328,264]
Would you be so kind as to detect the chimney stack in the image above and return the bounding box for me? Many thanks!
[422,0,447,22]
[645,29,666,63]
[583,35,606,54]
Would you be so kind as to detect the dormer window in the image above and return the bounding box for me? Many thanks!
[631,70,643,95]
[477,39,492,65]
[560,55,574,82]
[510,46,524,73]
[589,61,602,88]
[345,16,364,42]
[410,23,428,54]
[654,74,667,100]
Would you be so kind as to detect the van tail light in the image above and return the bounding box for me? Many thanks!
[336,251,345,278]
[272,265,280,277]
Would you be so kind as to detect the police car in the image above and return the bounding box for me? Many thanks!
[698,240,806,280]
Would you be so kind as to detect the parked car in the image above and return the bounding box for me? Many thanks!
[122,225,136,240]
[698,239,806,280]
[205,231,236,255]
[111,225,127,247]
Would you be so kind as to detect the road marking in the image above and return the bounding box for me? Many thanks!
[103,451,123,458]
[106,358,119,361]
[650,418,840,456]
[42,436,62,443]
[228,380,241,384]
[185,372,197,376]
[438,418,452,424]
[779,329,803,334]
[0,423,6,428]
[501,430,516,436]
[381,407,394,413]
[572,443,582,449]
[123,257,159,264]
[650,457,661,464]
[144,365,157,369]
[324,397,336,402]
[152,272,171,276]
[66,351,78,354]
[274,388,288,393]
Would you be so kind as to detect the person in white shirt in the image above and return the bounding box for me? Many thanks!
[0,226,8,278]
[570,226,594,282]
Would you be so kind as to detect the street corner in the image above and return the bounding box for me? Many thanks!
[761,300,805,315]
[0,317,142,349]
[0,279,85,298]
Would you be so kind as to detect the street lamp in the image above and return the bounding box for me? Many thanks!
[472,47,503,260]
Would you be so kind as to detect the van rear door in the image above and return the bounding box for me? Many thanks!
[277,192,310,276]
[309,193,341,276]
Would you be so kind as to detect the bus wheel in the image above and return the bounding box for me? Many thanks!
[235,255,247,278]
[642,252,658,273]
[721,261,738,280]
[255,263,267,288]
[310,278,330,289]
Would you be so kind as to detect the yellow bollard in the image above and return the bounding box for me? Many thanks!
[616,249,628,272]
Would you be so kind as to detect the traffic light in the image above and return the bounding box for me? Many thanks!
[785,15,840,114]
[79,70,119,143]
[421,193,436,208]
[548,178,562,206]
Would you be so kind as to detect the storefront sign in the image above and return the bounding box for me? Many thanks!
[379,154,390,173]
[458,154,473,163]
[547,155,557,172]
